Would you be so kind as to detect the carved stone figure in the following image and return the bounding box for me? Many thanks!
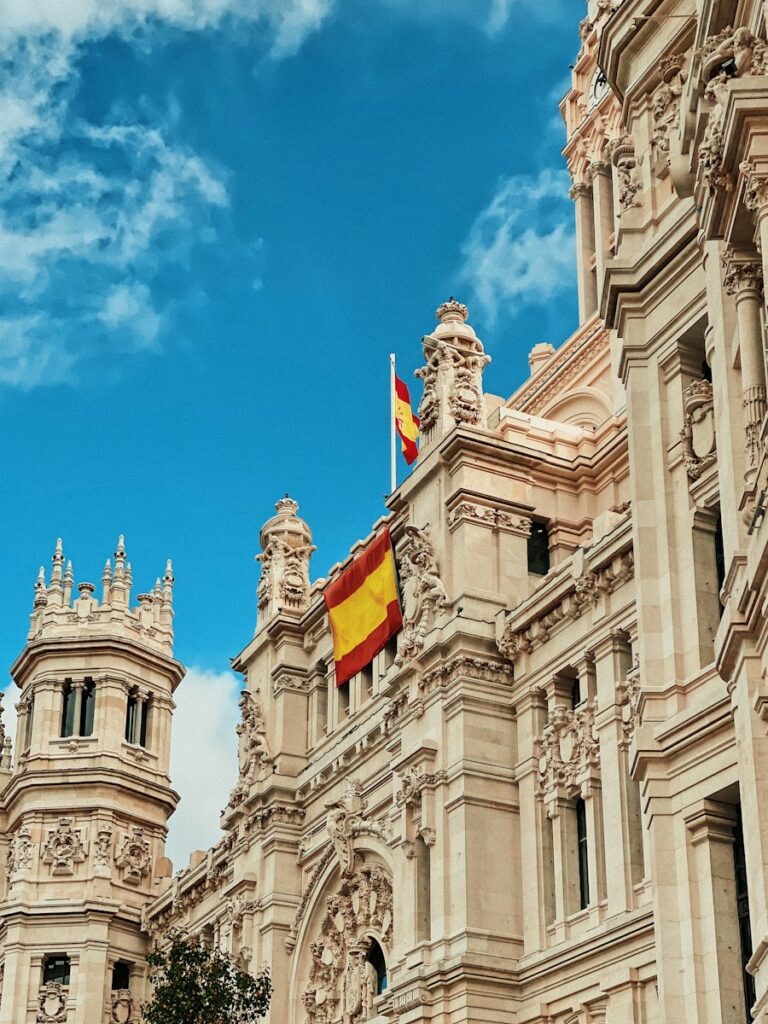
[415,299,490,442]
[37,983,67,1023]
[257,497,315,620]
[607,135,641,211]
[325,780,388,877]
[41,818,86,876]
[303,865,392,1024]
[94,824,113,868]
[229,690,272,806]
[115,827,151,885]
[652,54,687,159]
[395,525,448,666]
[110,989,136,1024]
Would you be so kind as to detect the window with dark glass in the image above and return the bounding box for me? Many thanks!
[527,522,550,575]
[576,798,590,910]
[24,696,34,750]
[61,681,76,738]
[715,512,726,615]
[43,955,70,986]
[125,691,149,747]
[570,677,582,708]
[734,807,756,1021]
[80,681,95,737]
[111,961,130,990]
[366,939,388,995]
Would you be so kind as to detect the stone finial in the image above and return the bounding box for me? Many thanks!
[436,297,469,324]
[33,567,47,609]
[256,497,315,623]
[102,559,112,604]
[529,342,556,374]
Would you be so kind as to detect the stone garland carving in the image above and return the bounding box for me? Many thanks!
[394,525,448,666]
[419,656,512,696]
[303,864,393,1024]
[538,699,600,797]
[447,502,531,534]
[616,657,641,742]
[37,983,67,1024]
[606,135,641,211]
[395,768,447,808]
[41,818,86,876]
[652,53,687,160]
[498,549,635,661]
[110,989,137,1024]
[325,780,389,878]
[698,28,768,194]
[222,894,258,930]
[228,691,272,808]
[680,379,716,480]
[115,827,151,885]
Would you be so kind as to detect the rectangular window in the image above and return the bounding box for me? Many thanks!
[734,807,756,1020]
[43,955,70,986]
[61,681,76,738]
[125,694,137,743]
[139,700,149,748]
[80,681,95,737]
[528,522,550,575]
[576,798,590,910]
[361,662,374,702]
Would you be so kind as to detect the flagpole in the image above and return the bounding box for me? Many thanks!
[389,353,397,495]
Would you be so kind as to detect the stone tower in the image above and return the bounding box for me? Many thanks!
[0,537,183,1024]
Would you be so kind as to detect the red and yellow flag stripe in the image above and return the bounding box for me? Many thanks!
[324,528,402,686]
[394,373,420,465]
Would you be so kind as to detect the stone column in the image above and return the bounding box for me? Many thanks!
[516,688,552,952]
[589,160,614,304]
[132,692,148,745]
[723,252,766,482]
[683,800,746,1024]
[547,795,580,928]
[570,180,597,321]
[71,681,85,738]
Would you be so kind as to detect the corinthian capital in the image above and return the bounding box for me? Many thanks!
[722,247,763,295]
[740,161,768,216]
[569,180,592,201]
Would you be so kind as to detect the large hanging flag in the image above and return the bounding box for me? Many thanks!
[324,527,402,686]
[394,372,420,466]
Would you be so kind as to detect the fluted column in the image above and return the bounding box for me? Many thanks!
[723,252,766,481]
[589,160,614,304]
[570,180,597,321]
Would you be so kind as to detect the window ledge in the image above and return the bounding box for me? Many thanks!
[121,741,157,764]
[49,736,98,753]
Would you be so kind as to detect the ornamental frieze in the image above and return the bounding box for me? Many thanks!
[446,501,531,534]
[419,656,512,696]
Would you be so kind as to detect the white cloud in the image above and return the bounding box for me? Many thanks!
[166,666,242,869]
[461,168,575,325]
[0,0,333,389]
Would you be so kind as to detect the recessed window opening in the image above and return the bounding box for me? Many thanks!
[734,806,756,1019]
[570,677,582,708]
[43,955,70,986]
[366,939,388,995]
[61,681,75,738]
[111,961,130,990]
[576,798,590,910]
[528,522,550,575]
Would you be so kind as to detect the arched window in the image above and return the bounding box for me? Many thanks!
[365,939,387,995]
[111,961,130,990]
[43,955,70,986]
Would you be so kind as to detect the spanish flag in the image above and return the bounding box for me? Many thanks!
[394,373,420,465]
[324,528,402,686]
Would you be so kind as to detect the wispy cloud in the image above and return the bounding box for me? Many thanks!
[460,168,575,325]
[0,1,333,388]
[166,666,242,868]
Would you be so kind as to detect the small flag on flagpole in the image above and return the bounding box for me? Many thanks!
[324,527,402,686]
[393,367,420,466]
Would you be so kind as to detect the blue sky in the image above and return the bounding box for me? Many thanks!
[0,0,579,864]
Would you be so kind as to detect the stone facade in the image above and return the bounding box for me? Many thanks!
[4,0,768,1022]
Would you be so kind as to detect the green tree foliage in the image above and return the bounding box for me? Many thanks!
[143,930,272,1024]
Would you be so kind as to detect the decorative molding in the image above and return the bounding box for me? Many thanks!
[325,780,389,877]
[419,656,512,696]
[395,768,447,808]
[447,501,531,535]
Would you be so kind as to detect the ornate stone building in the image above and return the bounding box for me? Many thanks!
[4,0,768,1021]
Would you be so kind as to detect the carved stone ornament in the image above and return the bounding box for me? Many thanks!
[652,53,687,160]
[37,982,67,1024]
[394,525,448,666]
[680,379,716,480]
[110,990,136,1024]
[41,818,86,876]
[538,699,600,797]
[606,135,641,211]
[415,299,490,436]
[257,497,316,620]
[228,690,272,807]
[395,768,447,808]
[616,657,641,742]
[94,824,113,867]
[303,864,393,1024]
[115,827,151,885]
[324,780,389,878]
[447,501,531,534]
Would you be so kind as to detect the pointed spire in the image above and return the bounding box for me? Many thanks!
[112,535,127,605]
[48,538,65,605]
[162,559,174,606]
[63,560,74,606]
[153,577,163,621]
[125,561,133,601]
[33,566,48,609]
[102,558,112,605]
